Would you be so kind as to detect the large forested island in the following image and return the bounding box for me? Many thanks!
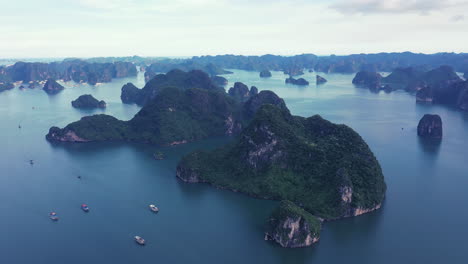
[177,104,386,220]
[47,70,286,145]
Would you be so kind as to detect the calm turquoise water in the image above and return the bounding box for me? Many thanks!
[1,70,468,264]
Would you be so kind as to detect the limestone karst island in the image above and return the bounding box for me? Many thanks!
[1,1,468,264]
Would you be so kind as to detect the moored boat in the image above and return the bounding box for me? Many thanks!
[149,204,159,213]
[49,212,59,221]
[135,236,145,245]
[81,204,89,212]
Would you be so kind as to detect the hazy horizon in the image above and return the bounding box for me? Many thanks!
[1,51,467,61]
[1,0,467,58]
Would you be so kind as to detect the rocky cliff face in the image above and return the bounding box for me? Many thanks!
[417,114,443,139]
[457,88,468,111]
[43,79,64,94]
[228,82,258,102]
[416,86,433,103]
[265,201,321,248]
[434,80,468,108]
[176,159,204,183]
[144,69,156,83]
[114,61,137,78]
[46,127,90,142]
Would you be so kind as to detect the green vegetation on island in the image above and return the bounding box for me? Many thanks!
[121,69,224,105]
[177,104,386,220]
[47,74,287,146]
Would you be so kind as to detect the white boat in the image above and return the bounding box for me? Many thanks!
[81,204,89,212]
[135,236,145,245]
[149,204,159,213]
[49,212,59,221]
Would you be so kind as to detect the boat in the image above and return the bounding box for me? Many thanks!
[49,212,59,221]
[153,152,164,160]
[81,204,89,212]
[149,204,159,213]
[29,160,34,165]
[135,236,146,245]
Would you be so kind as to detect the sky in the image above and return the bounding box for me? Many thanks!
[0,0,467,58]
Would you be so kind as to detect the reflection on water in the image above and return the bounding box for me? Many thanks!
[417,137,442,157]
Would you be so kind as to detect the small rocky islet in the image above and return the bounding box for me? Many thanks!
[417,114,443,139]
[285,77,309,86]
[71,94,106,109]
[259,70,272,78]
[43,78,64,94]
[316,75,327,85]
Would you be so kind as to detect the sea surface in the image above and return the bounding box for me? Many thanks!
[1,69,468,264]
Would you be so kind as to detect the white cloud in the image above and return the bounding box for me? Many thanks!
[451,15,465,22]
[331,0,468,15]
[0,0,467,57]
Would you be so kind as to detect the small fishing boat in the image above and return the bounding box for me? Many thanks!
[29,160,34,165]
[153,152,164,160]
[149,204,159,213]
[135,236,146,245]
[49,212,59,221]
[81,204,89,212]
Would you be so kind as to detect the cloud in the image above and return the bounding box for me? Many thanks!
[451,15,465,22]
[331,0,467,15]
